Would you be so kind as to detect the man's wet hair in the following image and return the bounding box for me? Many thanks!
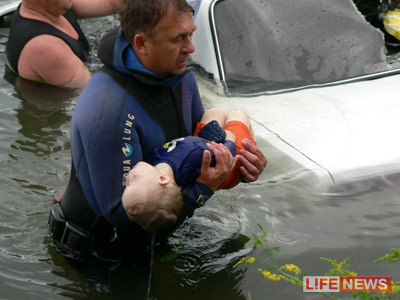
[120,0,195,42]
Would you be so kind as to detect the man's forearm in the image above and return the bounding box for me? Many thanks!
[73,0,124,18]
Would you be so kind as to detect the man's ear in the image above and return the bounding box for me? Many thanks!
[133,33,147,55]
[159,174,170,185]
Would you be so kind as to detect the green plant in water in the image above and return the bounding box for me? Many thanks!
[375,249,400,264]
[320,257,357,276]
[234,225,400,300]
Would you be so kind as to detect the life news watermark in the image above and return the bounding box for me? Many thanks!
[303,276,392,293]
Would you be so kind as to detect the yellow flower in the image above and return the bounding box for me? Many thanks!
[258,269,283,281]
[247,257,256,264]
[349,272,357,276]
[259,269,271,278]
[283,264,302,274]
[268,273,281,281]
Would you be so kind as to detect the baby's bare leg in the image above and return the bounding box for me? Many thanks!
[200,108,227,126]
[225,130,236,142]
[225,110,254,139]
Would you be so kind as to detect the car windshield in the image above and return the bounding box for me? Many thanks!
[213,0,400,94]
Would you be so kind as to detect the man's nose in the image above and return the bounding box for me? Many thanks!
[183,37,195,54]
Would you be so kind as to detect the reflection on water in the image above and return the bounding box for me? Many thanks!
[0,5,399,300]
[5,70,77,157]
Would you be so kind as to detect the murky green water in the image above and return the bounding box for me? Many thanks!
[0,2,399,300]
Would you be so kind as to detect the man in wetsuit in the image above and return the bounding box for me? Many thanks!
[48,0,267,265]
[5,0,124,89]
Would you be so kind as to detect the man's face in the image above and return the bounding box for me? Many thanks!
[143,5,196,76]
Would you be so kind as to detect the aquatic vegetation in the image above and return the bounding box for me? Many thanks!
[234,225,400,300]
[375,249,400,264]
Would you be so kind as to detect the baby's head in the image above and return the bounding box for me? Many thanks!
[122,161,183,234]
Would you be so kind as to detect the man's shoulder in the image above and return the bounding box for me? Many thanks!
[179,70,199,92]
[74,72,128,125]
[74,74,124,111]
[17,35,89,87]
[183,69,197,81]
[23,34,71,55]
[85,70,127,92]
[21,35,81,71]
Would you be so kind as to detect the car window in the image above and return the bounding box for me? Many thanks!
[213,0,396,94]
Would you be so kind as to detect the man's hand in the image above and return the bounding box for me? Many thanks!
[239,138,267,182]
[196,142,238,190]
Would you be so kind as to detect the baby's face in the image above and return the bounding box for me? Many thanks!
[125,161,160,197]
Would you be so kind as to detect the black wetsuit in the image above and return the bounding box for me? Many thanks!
[5,5,89,74]
[48,28,213,265]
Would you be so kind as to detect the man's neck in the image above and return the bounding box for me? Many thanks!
[20,2,79,39]
[20,2,63,24]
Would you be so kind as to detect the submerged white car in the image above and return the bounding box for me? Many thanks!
[189,0,400,190]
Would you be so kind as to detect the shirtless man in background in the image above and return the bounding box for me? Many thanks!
[6,0,123,89]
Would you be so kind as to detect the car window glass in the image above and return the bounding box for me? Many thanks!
[213,0,391,94]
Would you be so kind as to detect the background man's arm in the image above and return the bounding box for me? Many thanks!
[72,0,124,18]
[18,35,91,89]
